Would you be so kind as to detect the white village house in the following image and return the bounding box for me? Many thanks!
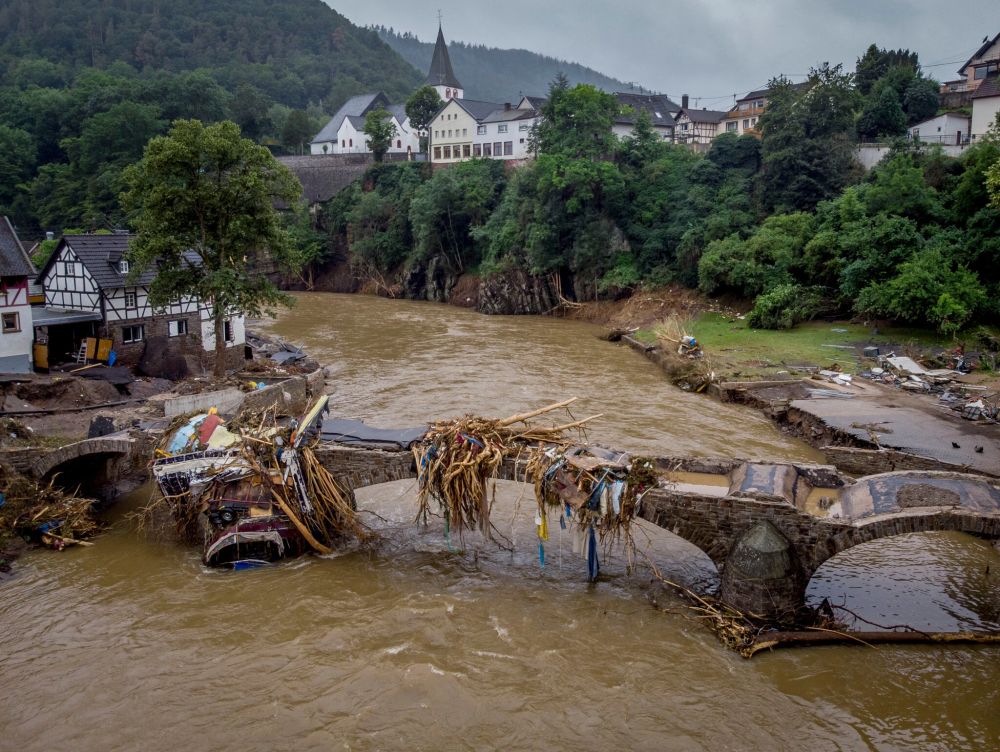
[0,216,36,373]
[613,92,680,142]
[310,93,420,156]
[908,112,971,145]
[34,233,246,371]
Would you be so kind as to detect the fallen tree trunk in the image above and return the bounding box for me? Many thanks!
[747,630,1000,658]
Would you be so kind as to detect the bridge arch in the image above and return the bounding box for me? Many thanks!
[32,436,135,499]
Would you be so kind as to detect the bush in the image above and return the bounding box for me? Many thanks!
[747,284,827,329]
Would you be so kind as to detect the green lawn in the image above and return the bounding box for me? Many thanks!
[638,313,951,377]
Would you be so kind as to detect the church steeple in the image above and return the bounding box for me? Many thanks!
[425,24,463,100]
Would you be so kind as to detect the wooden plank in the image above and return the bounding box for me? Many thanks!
[96,338,112,362]
[33,343,48,370]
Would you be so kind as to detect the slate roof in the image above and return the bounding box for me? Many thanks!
[0,216,35,278]
[425,25,462,90]
[452,98,506,121]
[345,115,368,129]
[36,233,201,289]
[481,107,538,124]
[519,95,547,110]
[614,93,681,127]
[386,104,408,124]
[736,81,811,103]
[960,33,1000,76]
[972,73,1000,99]
[311,92,390,145]
[680,108,728,124]
[277,154,373,204]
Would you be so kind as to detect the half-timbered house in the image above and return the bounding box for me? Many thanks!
[0,216,36,373]
[36,233,246,369]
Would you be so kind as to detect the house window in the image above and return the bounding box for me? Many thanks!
[519,138,525,144]
[463,128,467,136]
[463,144,471,157]
[743,119,750,128]
[349,138,353,147]
[498,124,508,133]
[122,324,144,344]
[504,141,513,155]
[473,144,482,157]
[443,145,452,159]
[396,139,401,148]
[2,312,20,333]
[751,118,757,126]
[168,319,188,337]
[483,143,492,156]
[477,125,486,135]
[118,259,129,274]
[434,146,442,159]
[755,99,764,107]
[223,320,234,343]
[519,124,530,131]
[726,121,738,132]
[341,139,345,147]
[124,290,138,309]
[493,142,502,155]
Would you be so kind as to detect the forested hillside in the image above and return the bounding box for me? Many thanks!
[377,27,635,102]
[0,0,420,108]
[0,0,425,236]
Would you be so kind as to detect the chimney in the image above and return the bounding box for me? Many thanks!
[504,102,511,111]
[681,94,689,109]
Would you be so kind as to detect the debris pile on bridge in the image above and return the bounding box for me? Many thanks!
[0,468,100,551]
[414,398,600,541]
[151,396,374,567]
[528,447,658,577]
[413,398,662,579]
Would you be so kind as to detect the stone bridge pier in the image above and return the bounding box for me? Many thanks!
[313,445,1000,624]
[27,432,146,500]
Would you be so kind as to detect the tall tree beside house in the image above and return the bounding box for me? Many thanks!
[121,119,301,378]
[281,109,314,155]
[363,108,397,163]
[405,86,443,151]
[757,65,861,213]
[532,76,621,159]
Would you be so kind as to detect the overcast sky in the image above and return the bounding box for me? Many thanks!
[328,0,998,107]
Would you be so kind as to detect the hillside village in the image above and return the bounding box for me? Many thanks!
[304,26,1000,167]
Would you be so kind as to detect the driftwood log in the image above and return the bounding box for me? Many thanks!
[747,630,1000,657]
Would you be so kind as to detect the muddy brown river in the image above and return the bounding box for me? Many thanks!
[2,293,998,751]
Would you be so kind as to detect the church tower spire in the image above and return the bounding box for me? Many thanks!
[425,24,463,100]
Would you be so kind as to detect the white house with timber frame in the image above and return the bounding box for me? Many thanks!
[35,233,245,370]
[0,216,36,373]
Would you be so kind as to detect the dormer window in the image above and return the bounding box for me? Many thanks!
[119,259,129,274]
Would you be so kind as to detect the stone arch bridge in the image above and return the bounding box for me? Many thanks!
[313,444,1000,621]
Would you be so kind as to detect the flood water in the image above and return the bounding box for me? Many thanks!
[2,292,998,751]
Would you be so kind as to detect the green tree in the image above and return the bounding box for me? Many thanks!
[230,83,274,142]
[857,86,907,138]
[533,77,620,159]
[281,109,314,155]
[121,120,301,377]
[902,77,940,124]
[363,108,396,163]
[405,86,443,151]
[757,66,860,213]
[987,156,1000,212]
[0,124,36,212]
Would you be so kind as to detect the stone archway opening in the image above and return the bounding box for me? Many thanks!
[805,530,1000,632]
[351,477,721,590]
[42,451,128,503]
